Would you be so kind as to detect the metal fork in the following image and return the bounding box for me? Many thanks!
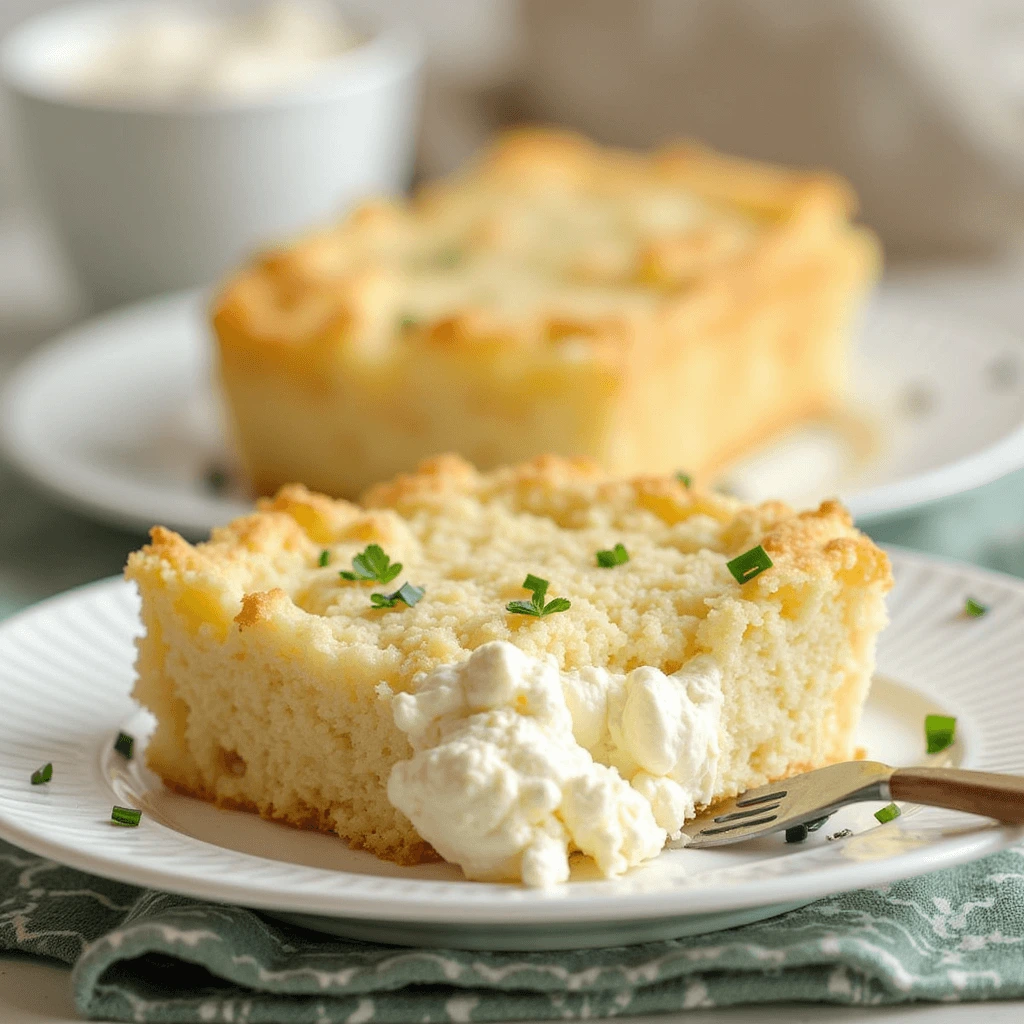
[680,761,1024,848]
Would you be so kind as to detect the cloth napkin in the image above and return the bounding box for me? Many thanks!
[3,837,1024,1022]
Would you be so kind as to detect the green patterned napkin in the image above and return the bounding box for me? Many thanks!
[3,837,1024,1021]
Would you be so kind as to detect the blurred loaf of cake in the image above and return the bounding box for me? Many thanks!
[212,130,880,498]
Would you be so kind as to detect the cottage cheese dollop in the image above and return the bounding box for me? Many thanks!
[386,642,723,886]
[75,1,360,103]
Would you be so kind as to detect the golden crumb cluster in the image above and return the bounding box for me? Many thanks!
[126,455,891,866]
[213,130,880,498]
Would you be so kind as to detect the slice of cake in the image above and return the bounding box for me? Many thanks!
[212,129,880,498]
[125,455,892,885]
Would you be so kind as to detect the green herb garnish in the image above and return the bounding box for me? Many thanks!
[925,714,956,754]
[318,549,331,567]
[965,597,988,618]
[506,575,571,618]
[726,545,773,585]
[204,465,229,493]
[874,802,901,825]
[399,314,418,330]
[111,805,142,827]
[339,544,402,584]
[435,246,463,268]
[31,763,52,786]
[114,732,134,760]
[675,472,692,488]
[596,543,629,568]
[370,583,425,610]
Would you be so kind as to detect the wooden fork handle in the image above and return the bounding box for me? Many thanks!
[889,767,1024,824]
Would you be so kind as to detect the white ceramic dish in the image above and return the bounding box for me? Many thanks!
[0,1,421,308]
[3,284,1024,537]
[0,549,1021,950]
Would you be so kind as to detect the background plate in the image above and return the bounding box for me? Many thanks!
[3,286,1024,538]
[0,549,1021,949]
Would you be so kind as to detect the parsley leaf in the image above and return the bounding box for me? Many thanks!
[370,583,425,609]
[596,543,629,568]
[506,575,571,617]
[339,544,402,584]
[675,472,692,488]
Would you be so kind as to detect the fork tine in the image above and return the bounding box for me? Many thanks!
[698,813,779,837]
[679,761,894,848]
[713,803,783,823]
[735,789,787,808]
[692,782,788,825]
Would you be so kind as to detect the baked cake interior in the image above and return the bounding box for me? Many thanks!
[126,457,891,878]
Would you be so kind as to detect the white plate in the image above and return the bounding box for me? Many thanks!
[0,549,1021,951]
[2,286,1024,537]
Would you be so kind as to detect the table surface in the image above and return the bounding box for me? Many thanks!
[3,216,1024,1021]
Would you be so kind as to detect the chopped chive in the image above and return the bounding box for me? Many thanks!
[506,575,572,617]
[925,714,956,754]
[398,314,418,330]
[114,732,134,760]
[435,246,463,268]
[726,545,773,585]
[874,802,900,825]
[339,544,402,584]
[596,543,629,568]
[31,763,52,786]
[204,465,229,493]
[675,472,692,488]
[827,828,853,842]
[965,597,988,618]
[370,582,425,609]
[111,805,142,827]
[318,550,331,567]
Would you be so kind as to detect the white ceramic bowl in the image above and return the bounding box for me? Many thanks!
[0,1,422,309]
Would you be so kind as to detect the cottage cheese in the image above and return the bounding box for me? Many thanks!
[75,1,360,103]
[386,641,723,886]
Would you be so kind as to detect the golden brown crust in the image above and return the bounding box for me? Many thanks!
[211,127,878,367]
[361,454,893,592]
[209,128,879,498]
[129,454,891,601]
[233,589,290,629]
